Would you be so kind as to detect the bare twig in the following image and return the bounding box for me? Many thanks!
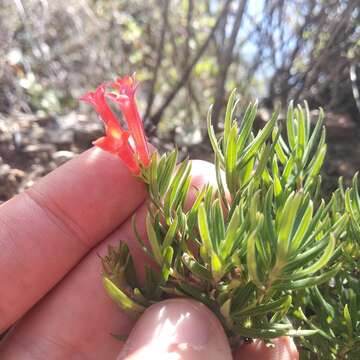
[211,0,248,130]
[144,0,170,120]
[350,63,360,117]
[146,0,233,131]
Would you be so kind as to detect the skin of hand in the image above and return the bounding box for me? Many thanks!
[0,147,299,360]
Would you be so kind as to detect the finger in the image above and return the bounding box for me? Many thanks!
[0,203,149,359]
[233,337,299,360]
[0,160,216,359]
[0,147,147,332]
[117,299,232,360]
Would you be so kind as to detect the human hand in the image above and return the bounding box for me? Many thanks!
[0,148,298,359]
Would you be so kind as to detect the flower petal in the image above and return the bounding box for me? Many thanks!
[112,74,137,97]
[93,136,118,154]
[118,143,140,175]
[107,77,150,166]
[81,84,124,138]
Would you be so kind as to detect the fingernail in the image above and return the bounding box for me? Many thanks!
[117,298,232,359]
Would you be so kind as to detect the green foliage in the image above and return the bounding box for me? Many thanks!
[102,93,360,358]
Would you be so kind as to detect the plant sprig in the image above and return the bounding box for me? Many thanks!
[101,92,360,357]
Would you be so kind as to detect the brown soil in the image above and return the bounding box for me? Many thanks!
[0,111,359,203]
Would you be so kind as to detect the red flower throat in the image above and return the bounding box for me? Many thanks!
[80,75,150,175]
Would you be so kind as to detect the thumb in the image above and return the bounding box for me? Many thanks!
[117,299,232,360]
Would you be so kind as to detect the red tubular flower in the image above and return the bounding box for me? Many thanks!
[80,81,144,175]
[110,75,150,166]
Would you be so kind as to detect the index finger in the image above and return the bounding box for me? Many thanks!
[0,147,147,332]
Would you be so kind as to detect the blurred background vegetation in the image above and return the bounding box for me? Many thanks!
[0,0,359,201]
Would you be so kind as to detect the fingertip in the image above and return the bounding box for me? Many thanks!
[190,160,217,189]
[183,159,217,211]
[117,299,232,360]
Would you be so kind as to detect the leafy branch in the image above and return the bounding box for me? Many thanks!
[102,92,360,357]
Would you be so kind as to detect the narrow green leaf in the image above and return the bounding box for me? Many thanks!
[211,250,223,282]
[345,189,360,233]
[347,289,358,328]
[273,264,341,290]
[263,187,277,249]
[174,171,192,210]
[262,166,272,185]
[233,296,291,318]
[249,190,260,228]
[254,142,272,182]
[212,199,225,247]
[225,124,238,192]
[157,153,167,180]
[164,160,191,218]
[310,286,335,318]
[283,233,336,280]
[307,144,327,179]
[207,105,225,164]
[236,324,318,339]
[303,101,311,141]
[352,172,360,213]
[282,155,295,182]
[161,246,174,282]
[198,203,213,256]
[286,329,318,337]
[103,277,145,315]
[221,206,240,259]
[289,200,314,253]
[133,288,148,306]
[303,108,324,165]
[224,88,238,150]
[277,192,303,259]
[204,185,214,211]
[131,214,153,259]
[296,106,306,159]
[344,304,353,338]
[239,156,255,190]
[273,156,283,199]
[286,101,296,150]
[149,152,159,201]
[237,101,258,153]
[220,298,231,319]
[182,253,212,281]
[330,213,349,238]
[240,108,278,165]
[247,229,263,289]
[162,216,178,251]
[146,213,163,264]
[273,127,287,164]
[187,185,208,232]
[158,149,178,196]
[231,283,256,311]
[215,156,229,210]
[285,236,330,272]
